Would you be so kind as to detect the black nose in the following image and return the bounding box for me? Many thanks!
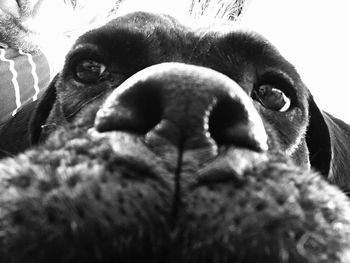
[95,62,267,155]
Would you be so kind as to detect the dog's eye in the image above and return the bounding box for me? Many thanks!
[75,59,107,83]
[252,84,291,112]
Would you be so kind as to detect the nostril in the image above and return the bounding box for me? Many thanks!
[209,99,264,152]
[95,83,162,134]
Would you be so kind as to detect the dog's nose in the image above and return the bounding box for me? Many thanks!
[95,62,267,153]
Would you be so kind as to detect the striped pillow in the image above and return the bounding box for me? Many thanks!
[0,46,51,125]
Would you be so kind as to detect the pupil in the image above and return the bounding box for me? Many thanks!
[83,61,101,73]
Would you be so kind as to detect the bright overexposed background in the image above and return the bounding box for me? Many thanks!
[28,0,119,71]
[241,0,350,123]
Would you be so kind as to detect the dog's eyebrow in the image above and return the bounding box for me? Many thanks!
[259,68,296,86]
[68,43,101,56]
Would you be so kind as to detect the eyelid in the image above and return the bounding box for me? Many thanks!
[70,43,101,56]
[66,44,104,70]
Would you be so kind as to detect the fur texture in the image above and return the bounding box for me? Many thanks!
[1,127,350,263]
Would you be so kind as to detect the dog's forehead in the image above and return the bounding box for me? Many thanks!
[77,12,185,44]
[70,12,302,84]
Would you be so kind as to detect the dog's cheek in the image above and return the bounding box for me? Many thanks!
[60,86,97,120]
[38,102,68,141]
[56,78,109,122]
[258,106,308,155]
[290,138,311,169]
[74,98,109,128]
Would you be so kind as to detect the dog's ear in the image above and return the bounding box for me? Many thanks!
[0,75,58,157]
[306,93,350,190]
[28,74,59,144]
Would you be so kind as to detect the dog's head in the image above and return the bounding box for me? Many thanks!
[28,12,348,180]
[1,11,350,262]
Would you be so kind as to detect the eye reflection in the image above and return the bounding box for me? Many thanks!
[75,59,107,83]
[253,84,291,112]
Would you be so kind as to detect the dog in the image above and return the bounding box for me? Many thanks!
[1,11,350,262]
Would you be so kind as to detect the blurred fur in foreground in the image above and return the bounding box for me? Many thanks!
[0,127,350,263]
